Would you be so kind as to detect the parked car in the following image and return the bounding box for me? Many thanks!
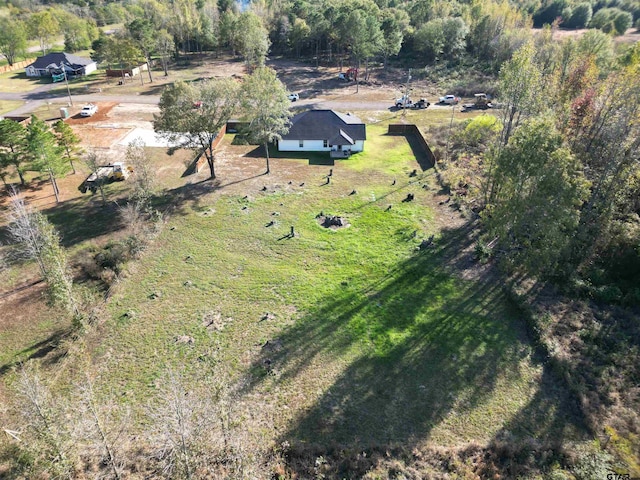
[439,95,461,105]
[288,93,299,102]
[80,104,98,117]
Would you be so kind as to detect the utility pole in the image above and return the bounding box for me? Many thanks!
[402,69,412,118]
[61,62,73,107]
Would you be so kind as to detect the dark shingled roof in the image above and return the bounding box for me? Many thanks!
[282,110,366,142]
[28,52,95,70]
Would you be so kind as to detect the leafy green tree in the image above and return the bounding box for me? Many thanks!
[567,68,640,271]
[58,11,98,52]
[53,120,82,174]
[28,10,60,55]
[484,116,589,276]
[0,119,28,185]
[0,17,27,66]
[576,29,614,70]
[154,79,240,179]
[242,67,291,174]
[105,35,145,85]
[156,29,174,77]
[237,11,270,67]
[7,191,78,314]
[589,7,631,34]
[380,9,409,68]
[25,116,68,203]
[219,9,240,55]
[565,3,592,28]
[289,18,310,58]
[127,18,157,83]
[414,20,445,62]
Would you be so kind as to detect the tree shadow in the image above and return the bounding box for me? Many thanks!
[240,221,587,475]
[43,197,125,248]
[0,328,72,378]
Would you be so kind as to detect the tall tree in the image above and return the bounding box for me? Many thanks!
[156,29,174,77]
[154,79,240,179]
[236,11,270,68]
[484,116,589,276]
[380,9,408,68]
[105,35,144,85]
[7,189,78,313]
[25,116,68,203]
[242,67,291,174]
[28,10,60,55]
[0,17,27,66]
[289,18,310,58]
[567,67,640,271]
[0,119,28,185]
[127,18,156,83]
[53,120,82,174]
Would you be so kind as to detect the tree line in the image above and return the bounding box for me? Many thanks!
[1,0,638,73]
[442,34,640,304]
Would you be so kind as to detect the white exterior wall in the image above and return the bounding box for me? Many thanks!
[84,62,97,75]
[25,66,39,77]
[278,139,365,152]
[279,139,326,152]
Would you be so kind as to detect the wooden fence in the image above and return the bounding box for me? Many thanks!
[194,124,227,172]
[0,59,36,74]
[388,124,436,170]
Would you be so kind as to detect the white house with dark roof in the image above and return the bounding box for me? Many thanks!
[278,110,366,157]
[25,52,97,78]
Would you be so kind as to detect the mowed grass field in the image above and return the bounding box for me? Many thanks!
[64,124,585,454]
[0,121,586,477]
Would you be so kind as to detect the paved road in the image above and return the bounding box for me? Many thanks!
[1,81,454,117]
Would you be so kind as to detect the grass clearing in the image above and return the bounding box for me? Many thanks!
[0,71,49,94]
[0,121,586,476]
[70,127,584,452]
[0,100,23,115]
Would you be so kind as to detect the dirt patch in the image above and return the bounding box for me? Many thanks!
[65,102,118,125]
[72,126,133,149]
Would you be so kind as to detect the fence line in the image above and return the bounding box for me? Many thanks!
[0,58,36,74]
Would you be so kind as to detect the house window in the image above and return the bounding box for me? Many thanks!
[323,140,328,148]
[299,140,304,148]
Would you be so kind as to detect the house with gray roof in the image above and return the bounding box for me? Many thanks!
[25,52,97,78]
[278,110,366,158]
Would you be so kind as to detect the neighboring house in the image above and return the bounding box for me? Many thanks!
[25,53,97,78]
[278,110,366,157]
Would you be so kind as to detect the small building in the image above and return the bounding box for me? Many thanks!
[278,110,366,157]
[25,53,97,78]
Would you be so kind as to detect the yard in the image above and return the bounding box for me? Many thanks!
[0,112,587,476]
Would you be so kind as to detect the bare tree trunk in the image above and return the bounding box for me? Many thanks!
[146,59,153,83]
[264,142,270,174]
[49,170,60,203]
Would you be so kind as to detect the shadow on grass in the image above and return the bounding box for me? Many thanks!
[241,221,586,474]
[385,131,433,171]
[43,196,124,247]
[0,326,72,378]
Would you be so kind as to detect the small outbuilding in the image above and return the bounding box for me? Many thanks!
[25,53,97,78]
[278,110,366,158]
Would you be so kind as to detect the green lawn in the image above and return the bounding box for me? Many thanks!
[0,100,23,115]
[0,71,49,94]
[71,127,583,451]
[0,126,585,478]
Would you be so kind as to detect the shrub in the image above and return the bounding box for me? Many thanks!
[590,7,633,34]
[457,115,501,149]
[566,3,593,28]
